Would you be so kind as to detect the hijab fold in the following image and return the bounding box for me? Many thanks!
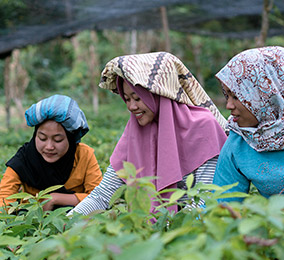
[110,78,227,192]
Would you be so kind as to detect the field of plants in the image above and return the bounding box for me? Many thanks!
[0,93,283,259]
[0,28,284,259]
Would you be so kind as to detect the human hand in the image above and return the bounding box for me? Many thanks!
[42,193,57,211]
[42,193,79,211]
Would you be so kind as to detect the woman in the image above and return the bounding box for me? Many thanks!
[69,51,227,216]
[0,94,102,211]
[213,46,284,202]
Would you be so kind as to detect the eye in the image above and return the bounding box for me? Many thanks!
[222,88,229,100]
[132,94,140,101]
[54,139,64,143]
[124,95,130,102]
[37,134,47,141]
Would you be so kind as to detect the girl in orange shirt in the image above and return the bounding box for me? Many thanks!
[0,94,102,211]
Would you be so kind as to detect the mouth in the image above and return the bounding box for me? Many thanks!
[134,112,144,119]
[44,152,57,157]
[232,115,239,122]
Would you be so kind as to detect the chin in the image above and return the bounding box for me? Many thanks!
[43,156,59,163]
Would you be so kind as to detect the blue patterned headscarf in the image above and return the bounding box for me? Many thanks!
[25,94,89,142]
[216,46,284,152]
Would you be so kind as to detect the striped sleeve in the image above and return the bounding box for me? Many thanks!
[68,156,218,216]
[178,155,218,209]
[68,164,124,216]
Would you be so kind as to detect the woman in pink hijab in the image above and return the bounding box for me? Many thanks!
[68,52,227,216]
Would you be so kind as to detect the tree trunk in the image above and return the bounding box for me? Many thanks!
[89,31,100,114]
[256,0,274,47]
[187,35,205,87]
[4,50,30,129]
[130,30,137,54]
[160,6,171,52]
[4,56,11,129]
[9,49,29,126]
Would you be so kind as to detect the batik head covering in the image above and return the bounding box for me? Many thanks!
[99,52,227,211]
[100,51,227,130]
[6,95,88,192]
[25,94,89,143]
[216,46,284,152]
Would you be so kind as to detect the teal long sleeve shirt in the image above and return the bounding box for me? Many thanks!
[213,131,284,202]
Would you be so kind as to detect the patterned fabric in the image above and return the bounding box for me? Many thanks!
[100,51,227,130]
[216,46,284,152]
[25,94,89,142]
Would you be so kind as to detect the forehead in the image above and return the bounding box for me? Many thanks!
[123,81,136,95]
[222,83,232,93]
[37,120,65,133]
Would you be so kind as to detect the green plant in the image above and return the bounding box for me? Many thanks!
[0,162,280,260]
[0,185,80,259]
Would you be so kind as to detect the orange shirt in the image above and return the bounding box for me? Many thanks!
[0,143,102,207]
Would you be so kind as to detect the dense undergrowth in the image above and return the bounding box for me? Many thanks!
[0,97,283,259]
[0,162,283,260]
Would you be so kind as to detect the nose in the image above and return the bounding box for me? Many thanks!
[45,139,55,150]
[226,96,235,110]
[127,99,138,111]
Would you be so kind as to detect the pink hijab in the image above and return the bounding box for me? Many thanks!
[110,77,227,211]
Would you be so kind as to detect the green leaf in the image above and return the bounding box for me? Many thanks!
[204,217,227,241]
[109,185,127,206]
[169,190,186,204]
[215,182,239,192]
[28,239,59,260]
[106,221,123,235]
[136,188,151,213]
[0,235,24,246]
[123,161,138,177]
[0,214,16,220]
[267,216,283,230]
[238,218,262,235]
[158,188,178,194]
[9,224,36,237]
[194,183,224,191]
[6,192,34,200]
[162,226,192,244]
[37,185,64,198]
[216,192,249,199]
[116,239,163,260]
[268,195,284,213]
[39,194,52,200]
[186,174,194,189]
[116,169,129,179]
[125,187,136,208]
[52,217,65,233]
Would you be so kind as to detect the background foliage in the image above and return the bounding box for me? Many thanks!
[0,19,284,258]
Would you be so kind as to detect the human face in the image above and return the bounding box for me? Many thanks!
[35,120,69,163]
[223,84,259,128]
[123,81,155,126]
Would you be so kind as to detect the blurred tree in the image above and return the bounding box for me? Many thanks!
[256,0,274,47]
[160,6,171,52]
[4,49,30,129]
[89,31,100,114]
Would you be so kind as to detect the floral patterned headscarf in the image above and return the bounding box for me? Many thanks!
[216,46,284,152]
